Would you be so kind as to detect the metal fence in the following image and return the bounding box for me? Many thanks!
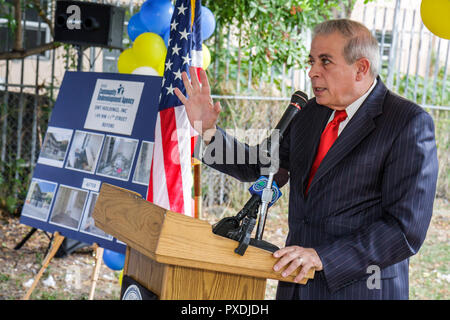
[0,0,448,214]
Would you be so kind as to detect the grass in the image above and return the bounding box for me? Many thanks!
[409,204,449,300]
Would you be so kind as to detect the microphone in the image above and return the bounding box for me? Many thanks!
[248,176,282,208]
[260,90,308,165]
[254,90,308,242]
[274,90,309,139]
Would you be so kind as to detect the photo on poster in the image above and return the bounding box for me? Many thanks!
[65,130,104,174]
[49,185,88,231]
[79,192,113,240]
[132,141,154,186]
[38,127,73,168]
[96,135,139,181]
[22,179,58,222]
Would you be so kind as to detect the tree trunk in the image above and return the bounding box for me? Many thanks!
[13,0,24,52]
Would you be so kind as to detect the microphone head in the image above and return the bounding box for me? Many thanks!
[290,90,308,110]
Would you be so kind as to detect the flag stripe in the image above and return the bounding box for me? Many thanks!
[147,114,170,209]
[160,107,185,213]
[174,105,194,217]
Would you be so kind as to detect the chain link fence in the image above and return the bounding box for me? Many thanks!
[0,0,448,216]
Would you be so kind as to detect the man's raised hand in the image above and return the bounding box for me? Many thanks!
[174,66,221,142]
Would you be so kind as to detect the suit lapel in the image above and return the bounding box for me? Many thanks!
[307,78,388,193]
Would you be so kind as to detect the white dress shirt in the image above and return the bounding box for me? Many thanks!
[327,78,377,136]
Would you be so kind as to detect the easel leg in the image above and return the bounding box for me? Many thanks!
[14,227,37,250]
[88,244,104,300]
[22,232,65,300]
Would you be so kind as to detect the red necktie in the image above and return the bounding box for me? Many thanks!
[305,110,348,194]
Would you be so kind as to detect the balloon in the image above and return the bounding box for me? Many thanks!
[127,13,148,42]
[139,0,174,37]
[202,44,211,70]
[102,249,125,271]
[132,32,167,70]
[117,48,138,74]
[118,269,124,286]
[201,6,216,40]
[132,66,159,76]
[162,27,171,47]
[420,0,450,40]
[156,61,165,76]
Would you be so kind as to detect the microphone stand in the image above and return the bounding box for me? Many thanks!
[255,171,275,241]
[212,138,280,256]
[212,90,308,256]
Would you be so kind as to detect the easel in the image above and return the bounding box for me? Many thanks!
[22,158,202,300]
[22,232,65,300]
[22,231,105,300]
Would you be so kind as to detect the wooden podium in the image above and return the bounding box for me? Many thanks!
[93,183,314,300]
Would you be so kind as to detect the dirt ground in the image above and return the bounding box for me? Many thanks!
[0,198,448,300]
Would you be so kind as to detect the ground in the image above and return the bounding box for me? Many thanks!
[0,199,448,300]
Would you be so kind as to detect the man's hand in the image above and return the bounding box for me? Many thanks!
[174,66,221,142]
[273,246,323,283]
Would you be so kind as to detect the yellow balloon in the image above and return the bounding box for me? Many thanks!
[420,0,450,40]
[156,60,165,76]
[202,44,211,70]
[118,269,123,286]
[117,48,138,74]
[133,32,167,70]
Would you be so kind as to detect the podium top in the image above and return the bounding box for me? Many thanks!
[93,183,314,284]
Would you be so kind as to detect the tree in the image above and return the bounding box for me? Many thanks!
[202,0,374,87]
[0,0,61,60]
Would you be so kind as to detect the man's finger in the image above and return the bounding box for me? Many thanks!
[181,71,193,97]
[214,101,221,113]
[294,263,312,283]
[281,257,303,278]
[174,87,188,105]
[199,68,210,93]
[273,246,297,259]
[190,66,201,92]
[273,250,299,272]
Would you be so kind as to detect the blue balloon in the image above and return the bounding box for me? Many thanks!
[201,6,216,40]
[162,27,170,47]
[139,0,174,38]
[102,249,125,271]
[127,12,148,42]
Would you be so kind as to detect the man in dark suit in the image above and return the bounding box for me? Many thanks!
[174,19,438,299]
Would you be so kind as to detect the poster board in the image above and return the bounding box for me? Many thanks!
[19,71,162,254]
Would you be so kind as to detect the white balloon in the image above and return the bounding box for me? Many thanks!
[132,66,159,76]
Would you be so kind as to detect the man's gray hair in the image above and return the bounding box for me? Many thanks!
[313,19,380,78]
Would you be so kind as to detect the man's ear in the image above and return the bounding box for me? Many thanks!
[355,57,371,81]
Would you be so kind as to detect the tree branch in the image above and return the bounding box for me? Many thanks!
[13,0,23,52]
[0,42,62,60]
[31,0,54,37]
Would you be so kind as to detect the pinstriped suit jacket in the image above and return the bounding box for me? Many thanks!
[197,78,439,299]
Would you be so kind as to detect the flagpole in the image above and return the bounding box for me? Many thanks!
[192,158,202,219]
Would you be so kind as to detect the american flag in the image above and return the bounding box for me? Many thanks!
[146,0,202,217]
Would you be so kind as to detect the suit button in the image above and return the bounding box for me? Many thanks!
[303,217,310,224]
